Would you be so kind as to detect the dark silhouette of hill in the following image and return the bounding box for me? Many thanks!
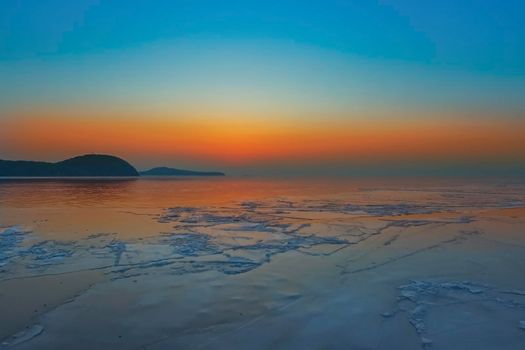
[0,154,139,177]
[140,167,225,176]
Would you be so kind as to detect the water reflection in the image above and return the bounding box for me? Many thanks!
[0,178,138,208]
[1,177,524,209]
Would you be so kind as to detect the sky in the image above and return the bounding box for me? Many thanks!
[1,0,524,176]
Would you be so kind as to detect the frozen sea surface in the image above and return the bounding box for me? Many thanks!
[1,177,525,349]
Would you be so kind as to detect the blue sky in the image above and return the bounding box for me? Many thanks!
[1,0,525,113]
[2,0,524,72]
[2,1,525,108]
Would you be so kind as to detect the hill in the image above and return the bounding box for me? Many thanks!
[0,154,139,177]
[140,167,225,176]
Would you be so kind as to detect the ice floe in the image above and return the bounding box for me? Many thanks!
[0,226,29,269]
[0,324,44,349]
[383,280,525,348]
[1,198,487,281]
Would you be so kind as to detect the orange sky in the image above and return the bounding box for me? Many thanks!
[2,109,524,170]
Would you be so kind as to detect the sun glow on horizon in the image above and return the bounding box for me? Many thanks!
[2,108,524,172]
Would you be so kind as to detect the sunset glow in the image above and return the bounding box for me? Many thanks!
[2,110,523,169]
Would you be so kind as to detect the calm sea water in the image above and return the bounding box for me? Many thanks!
[2,176,521,207]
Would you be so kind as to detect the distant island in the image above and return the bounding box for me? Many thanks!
[0,154,139,177]
[0,154,225,177]
[140,167,225,177]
